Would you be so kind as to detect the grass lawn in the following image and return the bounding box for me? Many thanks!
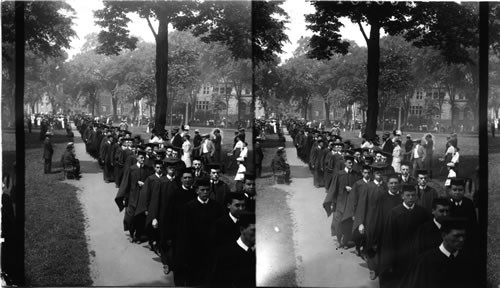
[2,128,92,286]
[488,136,500,288]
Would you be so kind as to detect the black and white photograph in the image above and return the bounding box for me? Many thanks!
[0,0,498,287]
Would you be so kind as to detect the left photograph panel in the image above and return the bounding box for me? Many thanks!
[1,1,255,286]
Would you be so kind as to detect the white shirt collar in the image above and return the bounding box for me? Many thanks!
[155,173,161,178]
[229,212,238,223]
[403,202,414,210]
[166,175,173,181]
[182,185,190,190]
[433,218,442,229]
[363,178,370,183]
[451,198,463,206]
[237,237,254,252]
[344,167,351,173]
[374,179,382,186]
[136,162,142,168]
[197,197,209,205]
[388,190,396,196]
[439,243,459,258]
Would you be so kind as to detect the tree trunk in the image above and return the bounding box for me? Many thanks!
[324,100,330,123]
[364,23,381,140]
[154,15,169,133]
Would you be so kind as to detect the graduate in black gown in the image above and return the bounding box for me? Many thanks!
[379,184,430,288]
[176,178,225,286]
[414,197,450,255]
[208,163,232,207]
[115,150,153,242]
[448,178,479,254]
[211,192,247,249]
[323,155,361,247]
[398,217,478,288]
[209,212,256,288]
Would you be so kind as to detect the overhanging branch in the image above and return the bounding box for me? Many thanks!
[357,21,369,43]
[146,16,158,41]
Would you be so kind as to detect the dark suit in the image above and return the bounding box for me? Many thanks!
[398,174,417,186]
[416,185,438,215]
[210,180,232,207]
[213,134,222,163]
[43,138,53,173]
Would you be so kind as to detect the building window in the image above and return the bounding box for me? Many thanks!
[203,86,210,94]
[416,91,423,100]
[213,87,219,94]
[244,88,250,95]
[196,101,209,111]
[410,105,423,115]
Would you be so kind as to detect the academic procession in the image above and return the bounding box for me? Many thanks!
[70,115,256,287]
[274,118,480,288]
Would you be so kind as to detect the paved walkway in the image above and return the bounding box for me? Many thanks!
[273,133,379,287]
[65,137,173,286]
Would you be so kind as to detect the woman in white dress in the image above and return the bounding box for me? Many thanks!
[181,134,193,167]
[392,139,402,173]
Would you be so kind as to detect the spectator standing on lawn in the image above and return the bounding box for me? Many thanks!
[404,134,414,162]
[422,133,434,178]
[410,139,425,177]
[212,129,222,163]
[254,140,264,178]
[43,132,54,174]
[391,140,402,173]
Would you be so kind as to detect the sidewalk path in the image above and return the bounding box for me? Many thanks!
[65,138,172,286]
[274,133,379,288]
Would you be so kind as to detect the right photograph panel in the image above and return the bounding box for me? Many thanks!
[255,1,481,287]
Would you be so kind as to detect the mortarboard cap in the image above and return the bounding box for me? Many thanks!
[450,178,466,187]
[194,177,211,188]
[416,169,428,176]
[344,155,355,162]
[401,184,416,193]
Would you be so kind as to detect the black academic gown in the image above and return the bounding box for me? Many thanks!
[414,219,442,256]
[379,204,430,288]
[177,199,225,286]
[398,247,477,288]
[323,169,361,240]
[211,212,240,249]
[314,147,328,187]
[115,164,152,235]
[209,240,256,288]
